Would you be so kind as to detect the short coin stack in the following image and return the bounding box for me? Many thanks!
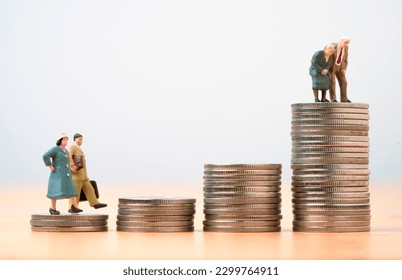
[291,103,370,232]
[116,197,196,232]
[31,214,109,232]
[203,164,282,232]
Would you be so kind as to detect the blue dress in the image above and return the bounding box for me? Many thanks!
[309,50,333,90]
[43,146,77,199]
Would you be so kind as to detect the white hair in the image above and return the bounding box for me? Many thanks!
[340,36,351,41]
[324,43,335,49]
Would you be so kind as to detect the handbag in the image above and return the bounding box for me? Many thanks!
[79,180,100,202]
[72,155,84,171]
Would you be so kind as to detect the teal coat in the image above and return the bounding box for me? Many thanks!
[43,146,77,199]
[309,50,333,90]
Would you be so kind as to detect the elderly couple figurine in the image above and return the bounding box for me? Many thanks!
[43,133,107,215]
[309,36,351,103]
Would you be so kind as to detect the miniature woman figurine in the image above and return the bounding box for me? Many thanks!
[43,133,83,215]
[309,44,335,102]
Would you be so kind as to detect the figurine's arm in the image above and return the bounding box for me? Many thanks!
[311,52,325,73]
[43,147,56,172]
[69,145,78,172]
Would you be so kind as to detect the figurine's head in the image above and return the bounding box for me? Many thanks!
[324,44,335,56]
[339,36,351,47]
[74,133,83,146]
[56,133,69,146]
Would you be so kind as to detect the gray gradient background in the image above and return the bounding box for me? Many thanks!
[1,0,401,185]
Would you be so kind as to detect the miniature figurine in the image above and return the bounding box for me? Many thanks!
[43,133,83,215]
[69,133,107,209]
[329,36,351,102]
[309,44,335,102]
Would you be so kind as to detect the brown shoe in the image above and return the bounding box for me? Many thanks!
[49,208,60,215]
[68,205,83,213]
[93,203,107,209]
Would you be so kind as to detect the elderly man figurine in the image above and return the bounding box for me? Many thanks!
[309,44,335,102]
[69,133,107,209]
[330,36,351,102]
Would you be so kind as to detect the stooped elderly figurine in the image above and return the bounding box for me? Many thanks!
[309,43,335,102]
[329,36,351,102]
[43,133,83,215]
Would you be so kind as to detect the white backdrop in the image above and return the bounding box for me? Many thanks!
[1,0,401,185]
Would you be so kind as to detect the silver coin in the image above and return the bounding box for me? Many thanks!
[204,181,281,187]
[118,208,196,215]
[203,186,281,192]
[292,153,369,159]
[204,164,282,170]
[292,136,369,142]
[31,214,109,220]
[116,220,194,227]
[292,169,370,175]
[292,109,369,116]
[293,220,370,227]
[291,164,369,169]
[293,192,370,198]
[203,220,281,227]
[292,181,369,187]
[291,124,369,131]
[118,203,195,210]
[293,204,370,210]
[293,215,371,221]
[291,158,369,164]
[205,214,282,221]
[292,175,370,181]
[117,226,194,232]
[203,192,281,198]
[291,119,369,126]
[204,209,281,215]
[30,219,107,227]
[31,226,108,232]
[204,170,282,176]
[204,203,280,209]
[116,215,194,221]
[119,197,196,204]
[291,130,369,136]
[291,103,369,109]
[293,209,370,216]
[204,197,281,204]
[292,147,369,153]
[292,141,370,147]
[203,226,281,232]
[292,198,370,204]
[203,175,282,181]
[292,113,369,120]
[291,187,369,193]
[292,226,370,232]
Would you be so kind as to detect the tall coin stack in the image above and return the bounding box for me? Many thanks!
[291,103,370,232]
[203,164,282,232]
[31,214,109,232]
[116,197,196,232]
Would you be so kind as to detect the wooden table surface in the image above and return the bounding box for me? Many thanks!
[1,183,401,260]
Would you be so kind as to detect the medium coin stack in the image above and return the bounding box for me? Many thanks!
[291,103,370,232]
[203,164,282,232]
[116,197,196,232]
[31,214,109,232]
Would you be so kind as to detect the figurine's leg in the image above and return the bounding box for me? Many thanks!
[337,71,348,101]
[313,89,319,102]
[329,71,337,101]
[51,199,56,210]
[321,90,329,102]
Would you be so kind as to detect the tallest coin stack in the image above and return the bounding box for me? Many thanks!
[291,103,370,232]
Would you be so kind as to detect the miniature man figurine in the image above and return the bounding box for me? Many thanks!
[329,36,351,102]
[69,133,107,209]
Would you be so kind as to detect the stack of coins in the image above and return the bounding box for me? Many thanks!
[291,103,370,232]
[116,197,196,232]
[203,164,282,232]
[31,214,108,232]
